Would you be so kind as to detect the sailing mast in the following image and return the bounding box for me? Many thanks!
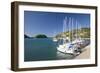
[63,16,67,44]
[69,17,71,43]
[76,20,78,40]
[77,20,79,40]
[80,23,82,40]
[70,17,73,43]
[77,22,81,40]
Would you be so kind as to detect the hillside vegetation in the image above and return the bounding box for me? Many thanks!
[55,28,90,39]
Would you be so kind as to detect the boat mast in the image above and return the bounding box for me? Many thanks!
[63,16,67,44]
[70,17,73,43]
[68,17,71,42]
[77,22,81,40]
[69,17,72,42]
[76,20,78,40]
[77,20,79,40]
[79,23,81,40]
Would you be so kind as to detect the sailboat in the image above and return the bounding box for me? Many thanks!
[57,17,82,55]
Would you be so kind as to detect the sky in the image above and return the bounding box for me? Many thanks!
[24,11,90,37]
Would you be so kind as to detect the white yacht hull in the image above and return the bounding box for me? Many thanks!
[57,44,75,54]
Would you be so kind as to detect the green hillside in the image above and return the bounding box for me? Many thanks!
[55,28,90,40]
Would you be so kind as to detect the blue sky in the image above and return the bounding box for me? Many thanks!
[24,11,90,37]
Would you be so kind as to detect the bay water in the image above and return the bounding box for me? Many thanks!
[24,38,74,61]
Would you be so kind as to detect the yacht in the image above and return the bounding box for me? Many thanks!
[57,17,83,55]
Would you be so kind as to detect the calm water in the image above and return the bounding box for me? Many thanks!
[24,38,75,61]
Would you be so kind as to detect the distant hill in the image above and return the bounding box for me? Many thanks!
[55,28,90,39]
[24,34,30,38]
[35,34,48,38]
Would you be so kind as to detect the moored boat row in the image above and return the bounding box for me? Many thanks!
[56,16,90,55]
